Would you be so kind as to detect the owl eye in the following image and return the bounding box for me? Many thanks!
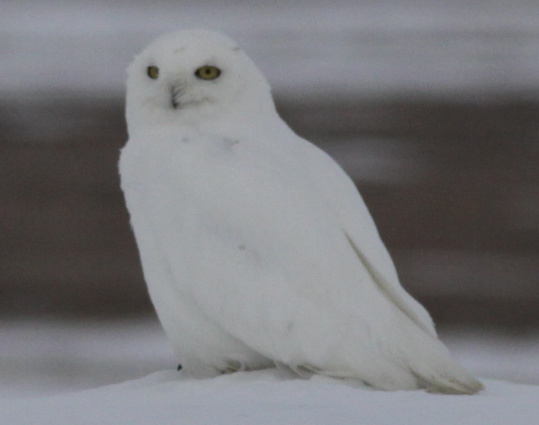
[147,66,159,79]
[195,66,221,80]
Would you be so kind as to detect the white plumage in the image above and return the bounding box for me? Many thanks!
[119,29,483,394]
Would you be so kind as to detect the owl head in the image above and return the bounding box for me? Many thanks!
[126,30,275,133]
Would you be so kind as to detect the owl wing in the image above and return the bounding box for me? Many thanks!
[297,140,437,337]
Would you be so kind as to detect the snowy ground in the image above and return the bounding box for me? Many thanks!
[1,319,538,424]
[3,0,539,99]
[2,372,538,425]
[1,319,539,398]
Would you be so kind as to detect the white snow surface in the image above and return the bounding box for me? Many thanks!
[1,320,538,424]
[3,0,539,99]
[1,370,537,425]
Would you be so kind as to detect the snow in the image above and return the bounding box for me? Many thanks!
[2,0,539,99]
[0,320,175,398]
[1,320,538,424]
[1,370,537,425]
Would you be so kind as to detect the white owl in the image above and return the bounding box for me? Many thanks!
[119,29,482,394]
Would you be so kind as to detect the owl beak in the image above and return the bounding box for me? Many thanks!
[170,84,184,109]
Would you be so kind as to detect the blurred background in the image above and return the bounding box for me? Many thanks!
[1,0,538,396]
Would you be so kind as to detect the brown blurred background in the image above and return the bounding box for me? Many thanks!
[1,1,538,331]
[2,95,538,330]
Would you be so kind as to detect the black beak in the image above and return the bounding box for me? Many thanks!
[170,85,183,109]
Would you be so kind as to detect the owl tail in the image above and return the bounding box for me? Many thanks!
[397,322,484,394]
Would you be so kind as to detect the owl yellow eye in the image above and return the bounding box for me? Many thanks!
[195,66,221,80]
[147,66,159,79]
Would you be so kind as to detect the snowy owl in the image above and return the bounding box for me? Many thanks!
[120,29,483,394]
